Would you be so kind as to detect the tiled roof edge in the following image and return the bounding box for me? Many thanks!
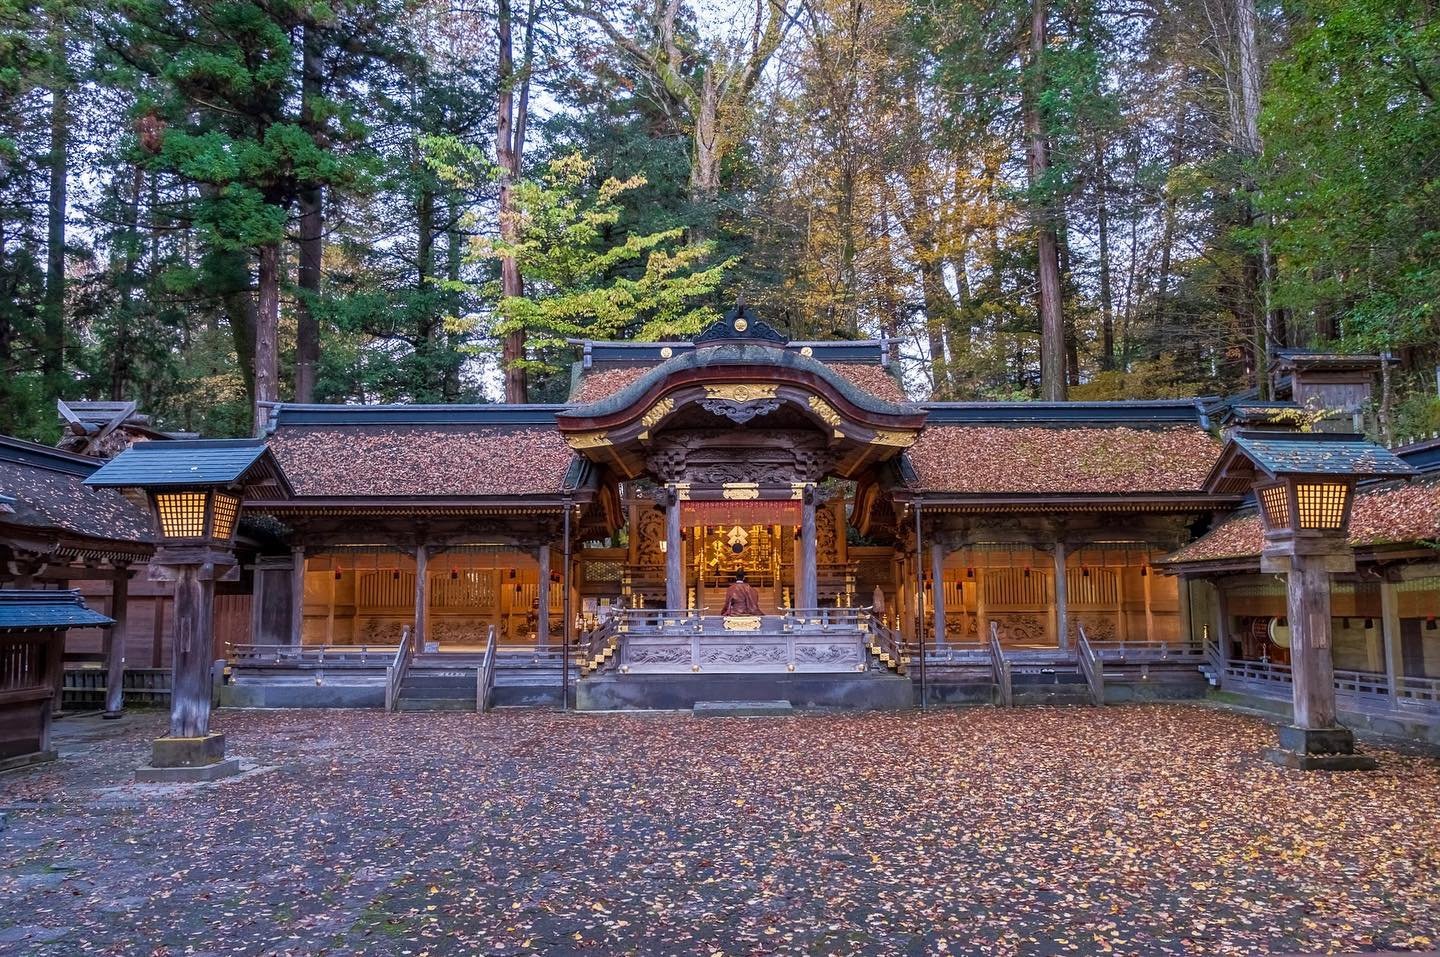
[268,404,569,428]
[920,400,1210,427]
[0,434,102,477]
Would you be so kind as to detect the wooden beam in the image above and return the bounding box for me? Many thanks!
[289,546,305,645]
[931,543,946,646]
[414,545,429,649]
[537,544,551,649]
[104,566,129,717]
[1380,579,1403,699]
[1053,542,1069,648]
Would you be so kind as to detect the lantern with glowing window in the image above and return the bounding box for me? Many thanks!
[85,439,292,781]
[1202,429,1414,770]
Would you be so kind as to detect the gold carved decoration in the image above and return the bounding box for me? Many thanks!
[659,346,674,358]
[733,318,749,332]
[567,431,612,450]
[800,346,814,357]
[703,383,778,402]
[869,429,918,448]
[722,615,762,631]
[721,483,760,500]
[638,397,674,439]
[807,395,842,427]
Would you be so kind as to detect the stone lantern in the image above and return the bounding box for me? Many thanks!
[1204,430,1414,769]
[86,440,291,781]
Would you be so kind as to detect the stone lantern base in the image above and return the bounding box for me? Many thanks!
[1264,725,1377,771]
[134,733,241,783]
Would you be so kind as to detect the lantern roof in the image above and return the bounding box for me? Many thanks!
[0,588,113,632]
[1203,430,1414,494]
[84,438,293,497]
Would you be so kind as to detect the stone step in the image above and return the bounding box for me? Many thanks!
[693,700,794,718]
[1012,689,1097,706]
[396,697,477,712]
[401,685,477,700]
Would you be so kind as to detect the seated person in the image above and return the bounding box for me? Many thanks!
[720,570,762,617]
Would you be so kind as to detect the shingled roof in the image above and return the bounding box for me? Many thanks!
[906,425,1224,497]
[1163,475,1440,566]
[261,407,581,499]
[0,437,154,545]
[571,360,907,405]
[0,589,113,631]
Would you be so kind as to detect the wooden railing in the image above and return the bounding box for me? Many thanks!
[384,626,413,712]
[64,668,171,708]
[988,622,1012,708]
[1,637,49,694]
[1076,625,1104,705]
[1218,656,1440,715]
[233,643,399,667]
[477,625,497,713]
[1203,638,1225,679]
[605,607,870,674]
[861,611,909,674]
[1088,641,1207,663]
[1397,675,1440,709]
[781,607,870,630]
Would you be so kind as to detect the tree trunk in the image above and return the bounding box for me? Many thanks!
[691,73,722,199]
[416,182,437,399]
[1235,0,1274,398]
[253,242,281,435]
[917,259,951,398]
[111,166,145,400]
[1095,144,1116,371]
[496,0,532,403]
[444,189,464,400]
[43,12,68,400]
[294,20,324,403]
[1027,0,1067,401]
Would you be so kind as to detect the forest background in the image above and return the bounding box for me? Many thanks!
[2,0,1437,441]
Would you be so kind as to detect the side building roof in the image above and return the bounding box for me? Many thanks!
[1165,436,1440,568]
[0,435,154,551]
[899,401,1233,509]
[256,404,589,506]
[0,588,114,631]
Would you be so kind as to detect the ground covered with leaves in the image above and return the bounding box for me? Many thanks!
[1,706,1437,956]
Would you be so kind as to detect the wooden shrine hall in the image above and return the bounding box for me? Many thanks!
[2,310,1437,738]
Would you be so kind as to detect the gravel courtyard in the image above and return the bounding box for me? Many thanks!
[0,705,1437,956]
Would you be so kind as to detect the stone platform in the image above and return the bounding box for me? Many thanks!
[576,672,912,711]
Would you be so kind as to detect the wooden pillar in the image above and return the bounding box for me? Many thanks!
[414,544,429,650]
[151,596,165,668]
[289,545,305,645]
[1053,542,1069,649]
[168,564,218,739]
[1176,574,1193,645]
[1114,556,1129,642]
[1142,562,1155,641]
[104,565,130,717]
[1285,558,1339,729]
[930,543,946,646]
[536,543,551,649]
[325,558,338,645]
[799,485,818,611]
[1213,582,1231,656]
[976,567,990,643]
[665,487,684,611]
[1380,578,1403,699]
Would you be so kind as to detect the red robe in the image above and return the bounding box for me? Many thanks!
[720,580,762,616]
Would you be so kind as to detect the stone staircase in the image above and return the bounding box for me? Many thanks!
[396,665,478,711]
[396,651,568,711]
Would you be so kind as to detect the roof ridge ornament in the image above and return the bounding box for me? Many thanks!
[695,300,788,348]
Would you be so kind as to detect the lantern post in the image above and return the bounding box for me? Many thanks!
[85,440,291,782]
[1202,431,1413,769]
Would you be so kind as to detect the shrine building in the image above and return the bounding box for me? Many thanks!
[1,307,1437,741]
